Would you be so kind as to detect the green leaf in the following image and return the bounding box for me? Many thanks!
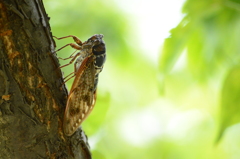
[217,66,240,142]
[159,21,190,74]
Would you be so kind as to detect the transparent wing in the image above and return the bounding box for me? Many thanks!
[63,56,96,136]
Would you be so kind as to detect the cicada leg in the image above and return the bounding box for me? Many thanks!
[63,72,76,84]
[59,52,81,68]
[58,50,77,60]
[59,52,84,85]
[53,35,83,53]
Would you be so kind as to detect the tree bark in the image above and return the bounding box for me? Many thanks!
[0,0,91,158]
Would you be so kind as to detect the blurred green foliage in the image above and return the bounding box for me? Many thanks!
[160,0,240,158]
[45,0,240,158]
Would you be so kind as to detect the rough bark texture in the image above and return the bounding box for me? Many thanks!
[0,0,91,158]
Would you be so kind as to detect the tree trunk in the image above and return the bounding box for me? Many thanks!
[0,0,91,158]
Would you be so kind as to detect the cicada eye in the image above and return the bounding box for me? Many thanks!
[92,43,106,55]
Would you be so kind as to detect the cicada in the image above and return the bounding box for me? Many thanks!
[54,34,106,136]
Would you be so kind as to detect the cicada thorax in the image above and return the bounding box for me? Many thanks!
[92,38,106,90]
[61,34,106,136]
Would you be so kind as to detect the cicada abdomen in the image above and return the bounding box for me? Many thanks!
[56,34,106,136]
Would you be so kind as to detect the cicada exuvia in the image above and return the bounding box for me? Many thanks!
[54,34,106,136]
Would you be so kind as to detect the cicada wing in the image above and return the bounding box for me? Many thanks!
[63,56,96,136]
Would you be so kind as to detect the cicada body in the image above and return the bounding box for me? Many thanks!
[56,34,106,136]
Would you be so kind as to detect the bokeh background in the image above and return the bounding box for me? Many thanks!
[45,0,240,158]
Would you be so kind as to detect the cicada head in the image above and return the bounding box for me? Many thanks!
[90,34,106,71]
